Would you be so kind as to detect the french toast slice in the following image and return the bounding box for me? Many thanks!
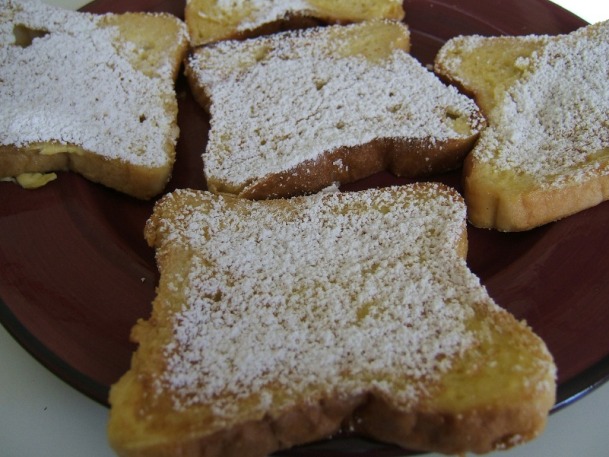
[107,184,556,456]
[185,20,485,199]
[0,0,189,199]
[434,20,609,231]
[185,0,405,46]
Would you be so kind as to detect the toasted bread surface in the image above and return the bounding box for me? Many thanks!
[186,21,485,199]
[434,34,549,118]
[435,21,609,231]
[185,0,405,46]
[0,0,189,199]
[108,184,555,456]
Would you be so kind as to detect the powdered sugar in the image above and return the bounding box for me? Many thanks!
[474,21,609,187]
[189,22,484,192]
[0,0,178,168]
[0,0,95,39]
[215,0,310,32]
[148,186,493,415]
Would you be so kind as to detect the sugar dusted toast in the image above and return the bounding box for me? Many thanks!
[107,184,556,456]
[435,21,609,231]
[185,0,405,46]
[0,0,189,199]
[185,20,485,199]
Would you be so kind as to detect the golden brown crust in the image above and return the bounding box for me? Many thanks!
[110,374,365,457]
[463,154,609,231]
[229,135,480,200]
[0,141,175,200]
[352,392,552,455]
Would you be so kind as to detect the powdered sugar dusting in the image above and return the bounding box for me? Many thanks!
[189,22,483,191]
[0,0,177,168]
[474,21,609,187]
[215,0,310,32]
[0,0,95,38]
[149,186,491,415]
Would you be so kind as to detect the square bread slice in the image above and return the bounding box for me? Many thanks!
[435,20,609,231]
[185,0,405,46]
[185,20,485,199]
[0,0,189,199]
[107,184,556,456]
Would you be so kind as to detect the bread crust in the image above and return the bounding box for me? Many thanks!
[205,135,478,199]
[352,387,553,455]
[463,154,609,231]
[0,144,174,200]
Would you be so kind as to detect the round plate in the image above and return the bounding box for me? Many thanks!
[1,0,608,455]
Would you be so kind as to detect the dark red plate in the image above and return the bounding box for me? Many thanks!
[1,0,607,455]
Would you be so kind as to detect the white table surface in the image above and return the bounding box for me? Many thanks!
[2,1,609,456]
